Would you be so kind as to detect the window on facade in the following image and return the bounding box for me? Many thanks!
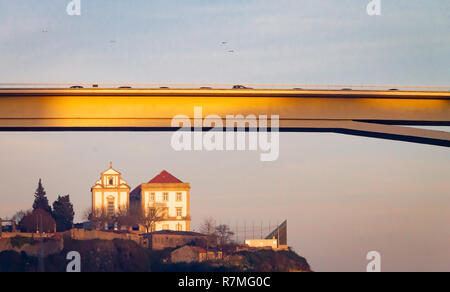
[149,208,156,217]
[176,224,183,231]
[176,192,182,201]
[109,177,114,185]
[163,192,169,201]
[176,207,183,217]
[150,192,155,201]
[107,200,115,216]
[163,224,169,230]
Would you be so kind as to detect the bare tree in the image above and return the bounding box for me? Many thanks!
[114,206,133,231]
[136,203,166,248]
[200,217,217,236]
[12,210,28,226]
[86,208,110,230]
[139,205,165,233]
[200,217,218,259]
[83,207,132,231]
[216,224,234,250]
[82,208,92,222]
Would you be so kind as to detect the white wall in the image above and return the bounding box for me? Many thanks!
[143,191,188,217]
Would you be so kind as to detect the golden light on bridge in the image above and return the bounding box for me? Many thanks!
[0,88,448,146]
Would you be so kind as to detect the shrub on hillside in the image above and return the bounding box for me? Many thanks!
[10,236,34,248]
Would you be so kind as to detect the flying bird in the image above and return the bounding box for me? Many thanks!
[42,29,48,33]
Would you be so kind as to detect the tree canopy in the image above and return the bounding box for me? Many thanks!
[32,179,52,214]
[20,209,56,233]
[52,195,75,232]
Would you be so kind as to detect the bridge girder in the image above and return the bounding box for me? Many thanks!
[0,88,449,146]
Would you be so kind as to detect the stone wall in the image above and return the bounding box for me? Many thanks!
[1,232,37,239]
[0,229,144,256]
[170,246,201,263]
[149,233,206,250]
[68,229,143,245]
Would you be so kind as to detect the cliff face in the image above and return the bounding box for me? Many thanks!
[233,250,311,272]
[0,238,311,272]
[0,237,64,258]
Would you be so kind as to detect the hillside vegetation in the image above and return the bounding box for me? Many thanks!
[0,237,311,272]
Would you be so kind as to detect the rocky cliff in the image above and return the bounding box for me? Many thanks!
[0,237,311,272]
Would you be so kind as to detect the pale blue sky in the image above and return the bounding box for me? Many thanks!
[0,1,449,272]
[0,0,449,85]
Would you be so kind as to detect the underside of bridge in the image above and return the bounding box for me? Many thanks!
[0,88,449,147]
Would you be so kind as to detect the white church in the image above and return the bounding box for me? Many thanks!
[91,164,191,232]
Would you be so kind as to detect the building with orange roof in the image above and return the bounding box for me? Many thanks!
[130,170,191,232]
[91,165,191,232]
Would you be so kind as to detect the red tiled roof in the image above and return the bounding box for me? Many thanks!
[148,170,183,184]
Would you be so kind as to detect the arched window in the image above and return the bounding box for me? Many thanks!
[107,197,115,216]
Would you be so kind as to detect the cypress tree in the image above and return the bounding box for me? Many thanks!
[52,195,75,232]
[32,179,52,214]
